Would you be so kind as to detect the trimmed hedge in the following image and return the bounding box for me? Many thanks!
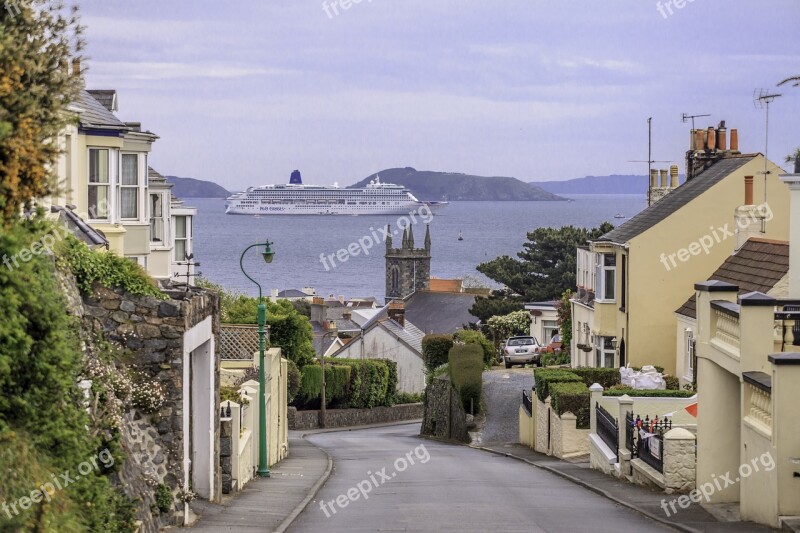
[422,334,454,372]
[571,368,621,389]
[454,330,494,367]
[533,368,583,402]
[449,344,483,414]
[297,364,352,406]
[604,388,695,398]
[333,359,394,409]
[549,382,590,429]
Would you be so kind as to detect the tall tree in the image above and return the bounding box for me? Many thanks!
[471,222,613,320]
[0,0,83,223]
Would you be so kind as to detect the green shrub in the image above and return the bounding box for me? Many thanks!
[449,344,484,414]
[295,363,351,407]
[533,368,583,402]
[154,484,173,514]
[385,359,398,405]
[663,374,680,391]
[541,352,571,367]
[549,381,590,428]
[220,386,248,406]
[394,392,423,404]
[604,388,695,398]
[287,360,301,404]
[1,221,137,531]
[58,234,165,299]
[454,329,494,367]
[422,334,454,372]
[571,367,621,389]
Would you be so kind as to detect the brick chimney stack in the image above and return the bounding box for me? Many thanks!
[686,120,741,182]
[388,300,405,327]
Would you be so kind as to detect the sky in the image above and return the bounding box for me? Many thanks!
[76,0,800,191]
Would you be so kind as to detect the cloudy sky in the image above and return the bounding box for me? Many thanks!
[77,0,800,190]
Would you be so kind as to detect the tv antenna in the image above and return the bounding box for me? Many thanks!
[754,89,782,214]
[628,117,671,205]
[681,113,711,131]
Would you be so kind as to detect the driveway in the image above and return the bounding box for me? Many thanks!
[474,367,534,445]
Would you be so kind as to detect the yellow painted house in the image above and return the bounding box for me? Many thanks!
[46,79,196,284]
[571,125,790,374]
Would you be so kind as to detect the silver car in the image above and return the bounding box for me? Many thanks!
[503,336,542,368]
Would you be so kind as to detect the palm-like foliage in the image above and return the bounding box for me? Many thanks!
[778,76,800,87]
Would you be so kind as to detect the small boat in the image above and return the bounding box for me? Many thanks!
[614,213,625,219]
[458,231,464,241]
[254,214,262,218]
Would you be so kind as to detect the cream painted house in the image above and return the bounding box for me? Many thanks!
[570,124,790,374]
[693,171,800,529]
[524,300,560,344]
[48,79,196,285]
[673,238,790,387]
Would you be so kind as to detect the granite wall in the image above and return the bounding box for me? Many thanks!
[420,376,469,442]
[289,403,423,431]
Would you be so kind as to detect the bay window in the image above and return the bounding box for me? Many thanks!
[88,148,110,219]
[150,193,167,245]
[120,154,139,219]
[595,337,616,368]
[595,253,617,302]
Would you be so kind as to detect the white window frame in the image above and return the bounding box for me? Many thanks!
[119,152,144,221]
[685,329,695,382]
[595,336,616,368]
[542,320,559,341]
[88,147,115,222]
[173,215,191,262]
[149,192,170,248]
[595,253,617,303]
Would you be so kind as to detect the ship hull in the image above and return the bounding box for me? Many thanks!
[225,201,447,216]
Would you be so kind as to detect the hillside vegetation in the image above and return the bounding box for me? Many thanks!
[350,167,566,201]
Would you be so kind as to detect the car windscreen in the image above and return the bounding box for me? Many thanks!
[508,338,533,346]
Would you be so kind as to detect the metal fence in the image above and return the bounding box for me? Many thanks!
[522,389,533,416]
[220,325,269,360]
[627,412,671,473]
[596,402,618,460]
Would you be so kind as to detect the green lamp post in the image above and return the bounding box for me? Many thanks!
[239,239,274,478]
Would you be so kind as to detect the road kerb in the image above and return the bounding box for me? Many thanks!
[476,446,697,533]
[273,440,334,533]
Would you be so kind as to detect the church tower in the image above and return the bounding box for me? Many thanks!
[385,224,431,303]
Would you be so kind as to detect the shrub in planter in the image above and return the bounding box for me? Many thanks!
[549,381,590,429]
[663,374,680,391]
[571,367,621,389]
[448,344,484,414]
[533,368,583,402]
[422,335,454,372]
[604,389,695,398]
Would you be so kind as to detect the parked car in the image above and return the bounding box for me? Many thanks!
[502,336,543,368]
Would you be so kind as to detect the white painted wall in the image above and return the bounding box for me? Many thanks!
[334,325,425,394]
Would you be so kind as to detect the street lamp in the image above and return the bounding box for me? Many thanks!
[319,322,339,429]
[239,239,274,478]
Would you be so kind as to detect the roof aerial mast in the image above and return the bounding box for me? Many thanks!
[628,117,671,206]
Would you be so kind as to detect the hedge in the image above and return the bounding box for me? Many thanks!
[332,359,394,409]
[533,368,583,402]
[604,388,695,398]
[449,344,483,414]
[549,381,590,429]
[453,330,494,367]
[297,364,352,406]
[422,334,454,372]
[570,368,621,389]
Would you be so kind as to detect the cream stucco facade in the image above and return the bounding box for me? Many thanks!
[572,154,790,374]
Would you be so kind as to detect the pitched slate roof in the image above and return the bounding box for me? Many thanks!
[380,318,424,354]
[598,155,756,244]
[86,90,117,112]
[404,291,479,334]
[675,237,790,318]
[76,90,127,130]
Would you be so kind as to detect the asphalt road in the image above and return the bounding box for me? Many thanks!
[476,368,535,445]
[288,424,673,533]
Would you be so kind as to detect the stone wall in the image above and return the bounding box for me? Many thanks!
[420,376,469,442]
[289,403,423,431]
[78,282,220,529]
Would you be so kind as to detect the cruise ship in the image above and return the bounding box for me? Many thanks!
[225,171,448,216]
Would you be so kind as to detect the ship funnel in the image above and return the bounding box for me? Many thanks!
[290,170,302,184]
